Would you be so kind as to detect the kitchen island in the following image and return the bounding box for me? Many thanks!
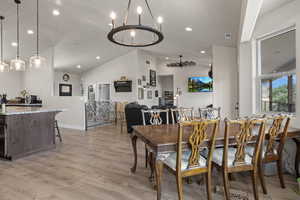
[0,107,63,160]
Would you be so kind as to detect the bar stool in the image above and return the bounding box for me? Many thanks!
[54,120,62,142]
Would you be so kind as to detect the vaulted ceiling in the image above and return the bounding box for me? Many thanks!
[0,0,242,72]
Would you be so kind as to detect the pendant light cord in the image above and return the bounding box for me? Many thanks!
[16,2,20,59]
[36,0,39,55]
[0,17,3,63]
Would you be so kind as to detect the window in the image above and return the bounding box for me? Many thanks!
[257,29,296,113]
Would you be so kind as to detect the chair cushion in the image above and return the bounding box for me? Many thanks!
[163,150,207,171]
[245,143,278,159]
[202,147,253,167]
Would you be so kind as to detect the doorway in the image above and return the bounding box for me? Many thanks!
[158,75,174,106]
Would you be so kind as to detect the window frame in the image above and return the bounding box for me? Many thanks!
[255,26,296,114]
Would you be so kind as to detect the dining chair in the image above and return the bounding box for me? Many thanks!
[245,115,291,194]
[116,102,127,133]
[141,109,169,174]
[170,107,194,124]
[210,118,266,200]
[160,120,219,200]
[199,107,221,119]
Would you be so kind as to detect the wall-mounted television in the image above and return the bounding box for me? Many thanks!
[188,77,213,92]
[114,80,132,92]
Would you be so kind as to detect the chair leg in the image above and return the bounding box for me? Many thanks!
[277,159,286,189]
[149,152,155,182]
[222,169,230,200]
[120,122,123,134]
[206,171,212,200]
[176,174,183,200]
[55,120,62,142]
[251,170,259,200]
[145,146,148,168]
[258,160,267,194]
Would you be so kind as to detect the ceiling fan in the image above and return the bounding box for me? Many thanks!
[166,55,196,67]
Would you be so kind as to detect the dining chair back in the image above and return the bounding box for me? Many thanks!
[217,118,266,200]
[170,107,194,124]
[264,115,290,160]
[161,119,219,200]
[255,114,291,194]
[199,107,221,119]
[142,109,169,125]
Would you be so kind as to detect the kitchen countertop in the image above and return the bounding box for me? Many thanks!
[0,106,65,116]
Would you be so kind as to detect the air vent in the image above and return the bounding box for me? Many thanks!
[225,33,232,40]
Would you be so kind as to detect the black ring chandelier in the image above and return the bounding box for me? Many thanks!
[107,0,164,47]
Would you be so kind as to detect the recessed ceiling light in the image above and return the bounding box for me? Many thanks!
[27,30,34,35]
[52,9,60,16]
[185,27,192,32]
[165,57,169,60]
[201,50,206,54]
[76,65,81,69]
[96,56,101,60]
[11,42,18,47]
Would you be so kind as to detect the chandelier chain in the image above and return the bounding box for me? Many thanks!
[123,0,132,26]
[36,0,39,55]
[16,2,20,58]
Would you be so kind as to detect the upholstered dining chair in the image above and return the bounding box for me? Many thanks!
[141,109,169,174]
[160,120,219,200]
[199,107,221,120]
[170,107,194,124]
[210,118,266,200]
[245,115,291,194]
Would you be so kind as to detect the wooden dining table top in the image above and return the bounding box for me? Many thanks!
[132,123,300,153]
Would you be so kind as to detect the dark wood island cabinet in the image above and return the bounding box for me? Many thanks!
[0,107,62,160]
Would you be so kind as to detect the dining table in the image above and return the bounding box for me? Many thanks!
[130,123,300,200]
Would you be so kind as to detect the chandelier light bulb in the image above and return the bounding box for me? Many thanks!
[137,6,143,15]
[157,16,163,24]
[130,30,136,38]
[110,11,116,20]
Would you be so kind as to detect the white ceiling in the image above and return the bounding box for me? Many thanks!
[0,0,242,72]
[260,0,295,15]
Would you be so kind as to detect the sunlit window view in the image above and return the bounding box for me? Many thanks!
[259,30,296,113]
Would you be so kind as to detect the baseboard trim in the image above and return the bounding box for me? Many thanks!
[59,124,85,131]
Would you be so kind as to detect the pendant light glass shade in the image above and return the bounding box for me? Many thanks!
[29,54,45,68]
[0,62,9,72]
[30,0,45,69]
[10,0,25,72]
[10,58,25,71]
[0,16,9,72]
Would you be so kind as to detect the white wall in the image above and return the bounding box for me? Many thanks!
[46,96,85,130]
[156,60,213,110]
[82,50,139,103]
[213,46,238,119]
[136,50,159,107]
[23,48,54,100]
[0,71,23,99]
[54,71,82,96]
[238,1,300,127]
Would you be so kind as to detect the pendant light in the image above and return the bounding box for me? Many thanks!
[0,16,9,72]
[29,0,45,68]
[10,0,26,71]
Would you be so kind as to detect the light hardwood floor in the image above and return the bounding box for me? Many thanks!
[0,125,299,200]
